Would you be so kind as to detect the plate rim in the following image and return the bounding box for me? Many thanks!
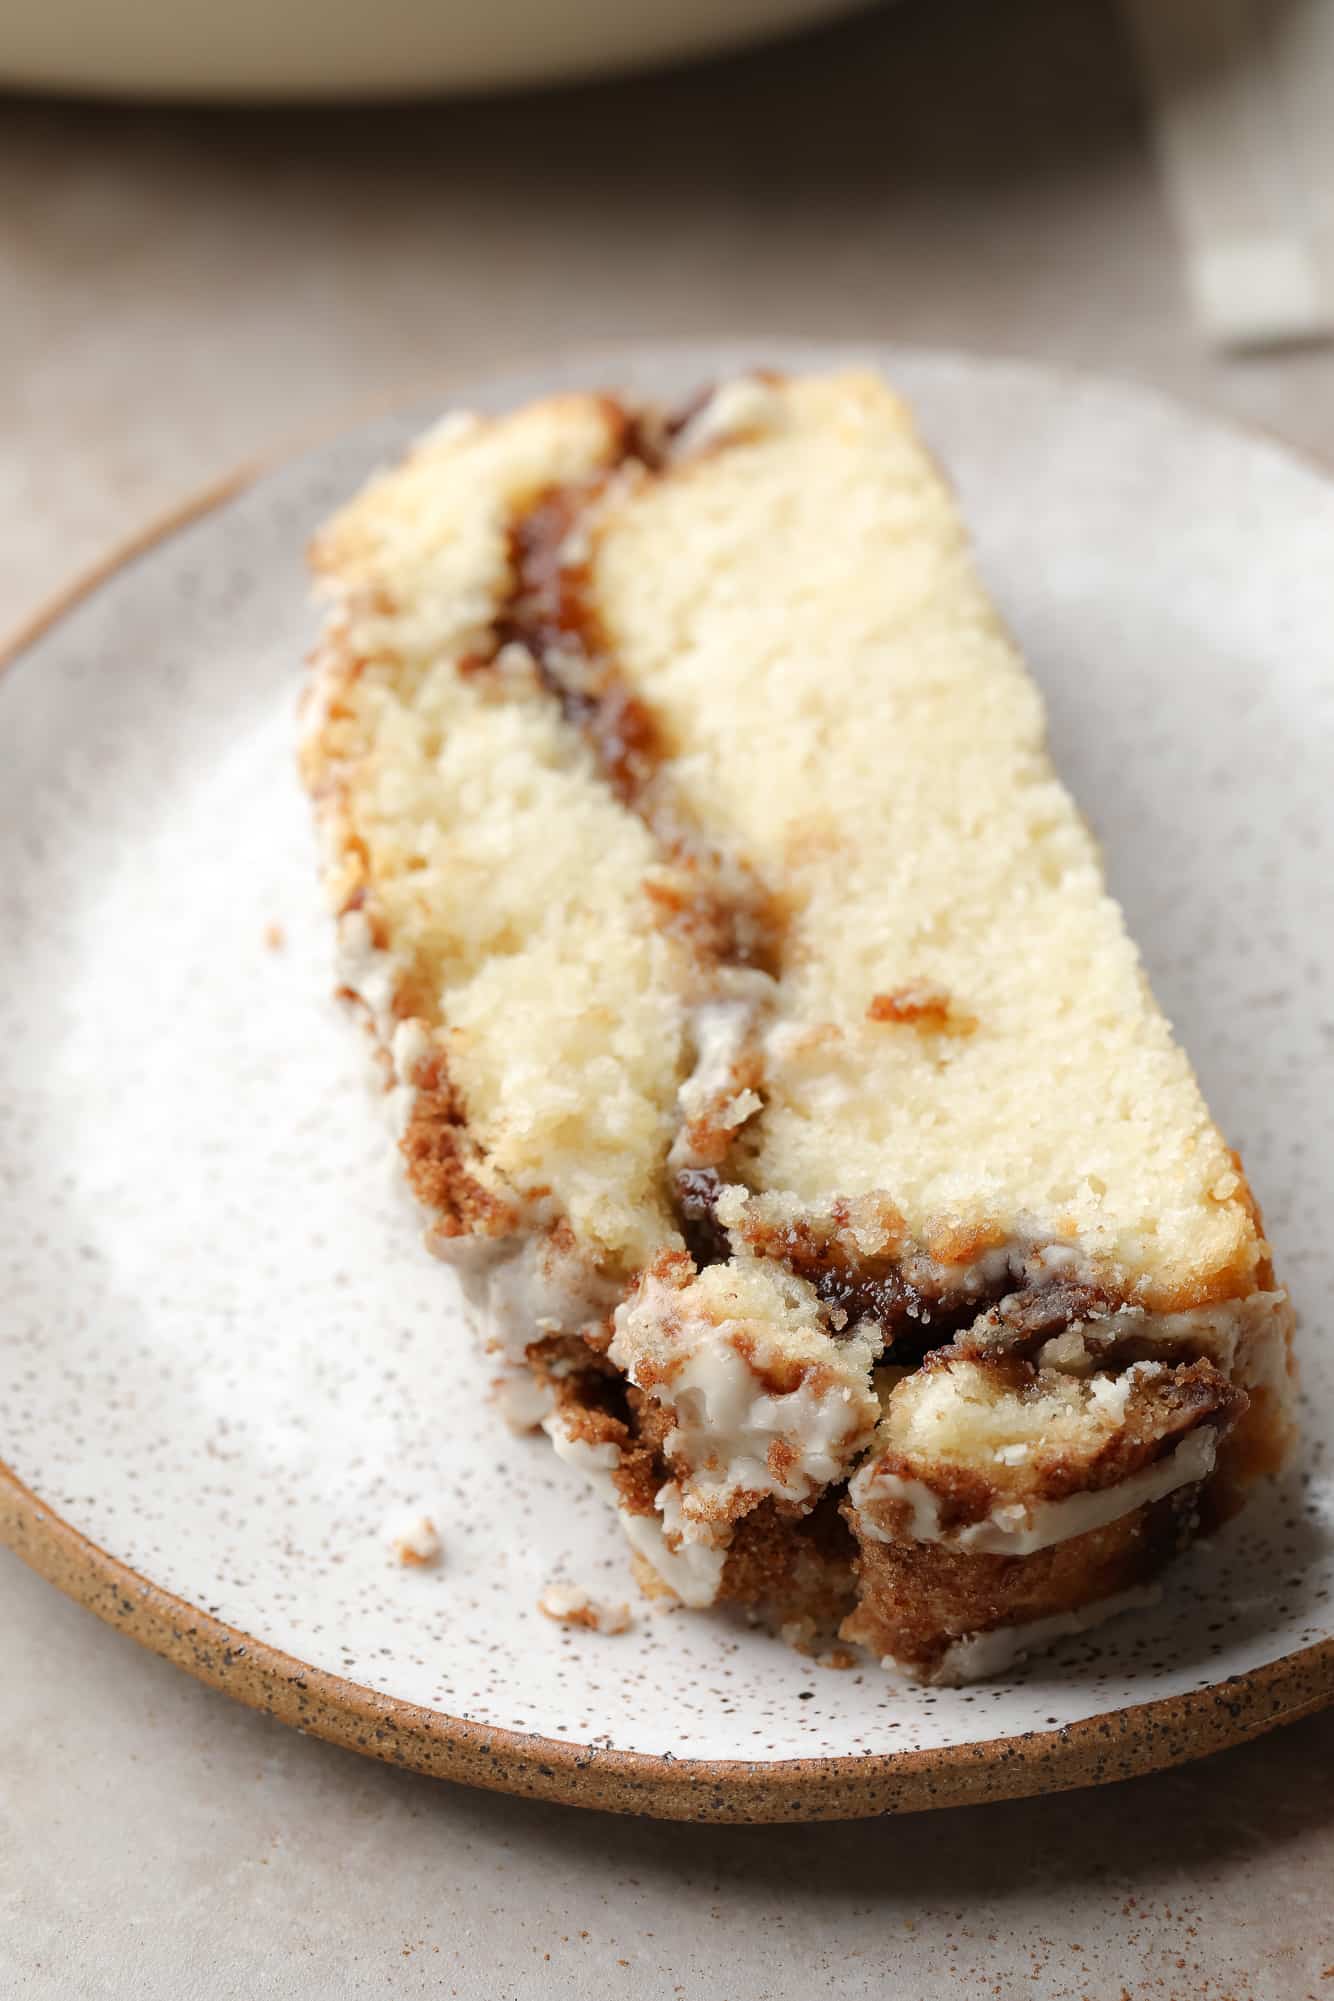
[4,348,1333,1823]
[7,1456,1333,1823]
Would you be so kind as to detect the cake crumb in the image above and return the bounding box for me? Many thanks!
[383,1510,442,1567]
[780,1616,818,1654]
[263,920,286,952]
[539,1583,632,1634]
[780,1616,855,1669]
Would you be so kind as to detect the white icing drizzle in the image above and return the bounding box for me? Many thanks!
[495,1370,557,1434]
[668,982,772,1174]
[1036,1289,1292,1377]
[336,906,403,1043]
[850,1424,1218,1557]
[435,1225,621,1361]
[927,1585,1164,1685]
[610,1273,881,1536]
[542,1410,726,1609]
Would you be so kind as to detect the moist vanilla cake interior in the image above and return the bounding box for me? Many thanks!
[302,368,1296,1681]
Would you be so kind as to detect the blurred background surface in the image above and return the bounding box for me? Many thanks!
[5,0,1333,629]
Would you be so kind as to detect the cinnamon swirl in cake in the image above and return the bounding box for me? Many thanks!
[302,368,1295,1680]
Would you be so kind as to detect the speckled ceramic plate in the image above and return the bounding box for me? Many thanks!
[3,341,1332,1823]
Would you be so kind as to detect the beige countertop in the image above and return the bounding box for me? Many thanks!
[6,0,1334,631]
[4,2,1333,1994]
[7,1550,1334,2000]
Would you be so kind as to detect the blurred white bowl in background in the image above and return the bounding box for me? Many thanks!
[0,0,875,100]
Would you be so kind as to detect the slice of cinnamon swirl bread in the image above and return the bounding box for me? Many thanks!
[302,368,1295,1681]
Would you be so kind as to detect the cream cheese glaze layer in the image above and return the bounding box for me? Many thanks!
[847,1422,1219,1557]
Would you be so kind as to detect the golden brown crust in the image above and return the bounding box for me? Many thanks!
[842,1487,1198,1677]
[1228,1151,1277,1292]
[720,1496,858,1627]
[399,1051,517,1240]
[1205,1349,1298,1528]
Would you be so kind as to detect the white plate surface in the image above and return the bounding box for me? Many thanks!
[2,341,1332,1775]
